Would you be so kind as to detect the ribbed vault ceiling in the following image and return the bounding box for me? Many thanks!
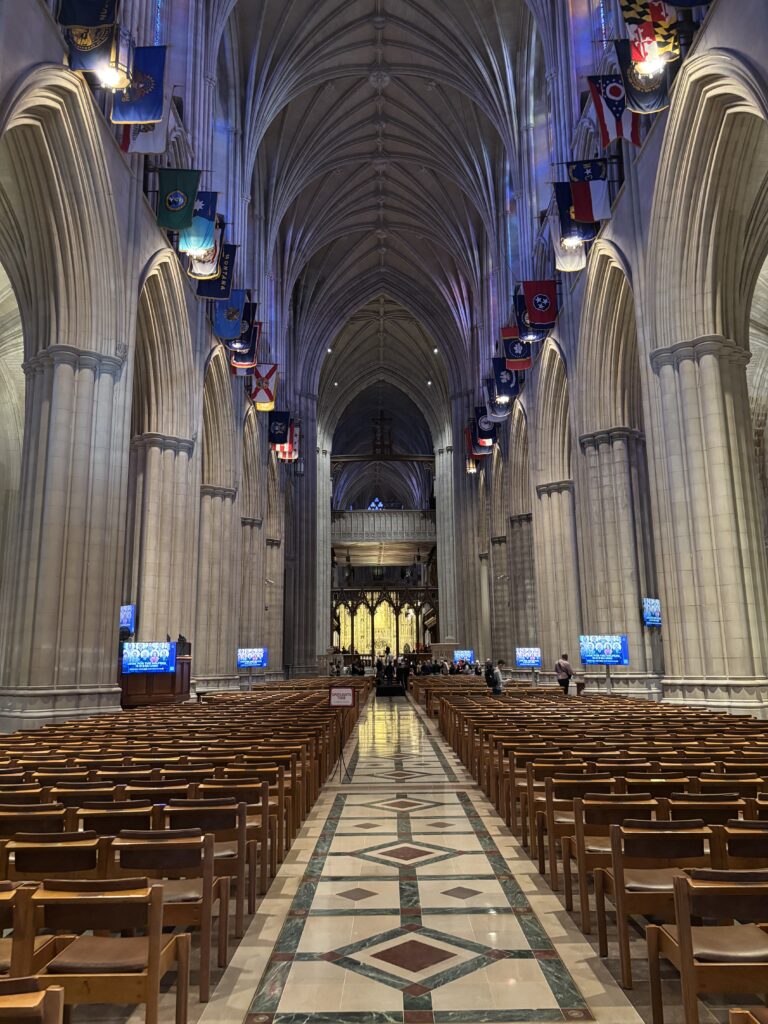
[222,0,531,393]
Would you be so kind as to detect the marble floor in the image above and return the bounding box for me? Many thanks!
[197,695,651,1024]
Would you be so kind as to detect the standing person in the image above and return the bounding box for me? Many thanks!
[492,659,505,695]
[484,658,494,689]
[384,652,394,686]
[554,653,574,695]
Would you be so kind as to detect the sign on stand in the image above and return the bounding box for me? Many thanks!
[329,686,356,708]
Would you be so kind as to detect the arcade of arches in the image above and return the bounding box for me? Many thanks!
[1,0,768,729]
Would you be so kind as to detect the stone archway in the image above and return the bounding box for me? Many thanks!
[0,68,124,725]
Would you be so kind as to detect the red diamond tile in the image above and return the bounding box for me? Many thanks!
[442,886,480,900]
[372,938,457,973]
[381,845,433,862]
[404,1012,434,1023]
[337,887,377,902]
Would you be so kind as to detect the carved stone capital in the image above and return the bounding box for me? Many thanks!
[131,433,195,455]
[536,479,574,498]
[241,517,263,528]
[491,535,507,546]
[579,426,642,452]
[266,537,282,548]
[650,335,750,374]
[509,512,533,525]
[23,345,124,379]
[201,484,237,500]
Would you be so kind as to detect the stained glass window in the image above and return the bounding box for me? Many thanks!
[368,498,384,511]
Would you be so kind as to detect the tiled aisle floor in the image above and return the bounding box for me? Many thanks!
[200,696,646,1024]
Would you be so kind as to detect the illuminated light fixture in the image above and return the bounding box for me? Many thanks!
[433,347,438,354]
[466,458,478,475]
[334,381,339,387]
[427,380,432,386]
[634,56,666,77]
[561,235,584,251]
[327,347,332,354]
[496,393,511,404]
[97,25,134,90]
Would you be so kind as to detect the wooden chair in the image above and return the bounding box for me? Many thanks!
[730,1010,768,1024]
[196,780,271,904]
[0,833,107,882]
[647,871,768,1024]
[538,775,616,890]
[662,793,747,824]
[157,800,248,937]
[65,801,154,836]
[618,773,692,799]
[0,978,64,1024]
[712,821,768,870]
[15,878,189,1024]
[109,829,228,1002]
[562,794,658,933]
[0,808,65,840]
[594,819,712,989]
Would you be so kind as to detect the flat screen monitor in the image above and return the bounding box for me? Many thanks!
[453,649,475,665]
[579,635,630,667]
[119,604,136,633]
[642,598,662,628]
[516,647,542,669]
[121,642,176,675]
[238,648,269,669]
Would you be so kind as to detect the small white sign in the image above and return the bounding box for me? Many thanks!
[329,686,355,708]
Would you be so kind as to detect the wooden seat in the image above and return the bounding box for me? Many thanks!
[0,832,107,882]
[65,801,154,836]
[595,819,713,988]
[109,829,227,1002]
[0,977,64,1024]
[648,871,768,1024]
[16,878,190,1024]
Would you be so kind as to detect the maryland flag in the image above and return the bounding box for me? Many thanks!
[250,364,279,412]
[619,1,678,64]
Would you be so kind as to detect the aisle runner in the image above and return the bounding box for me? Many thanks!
[245,784,593,1023]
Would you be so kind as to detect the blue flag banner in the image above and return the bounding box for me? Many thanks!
[554,182,599,245]
[58,0,118,26]
[483,378,511,422]
[111,46,166,123]
[196,244,236,299]
[213,289,246,341]
[615,39,672,114]
[492,358,520,399]
[475,406,497,446]
[230,330,258,369]
[504,333,533,371]
[514,294,548,343]
[178,191,217,254]
[65,21,120,74]
[269,411,291,449]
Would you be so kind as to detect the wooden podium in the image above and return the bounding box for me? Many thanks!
[119,655,192,708]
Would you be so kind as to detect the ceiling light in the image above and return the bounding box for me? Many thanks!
[635,56,666,77]
[327,348,332,354]
[433,347,438,354]
[334,381,339,387]
[427,380,432,386]
[561,235,584,251]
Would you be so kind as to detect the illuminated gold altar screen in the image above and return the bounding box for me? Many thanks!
[339,603,417,652]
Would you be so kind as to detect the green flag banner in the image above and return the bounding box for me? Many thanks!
[157,169,201,229]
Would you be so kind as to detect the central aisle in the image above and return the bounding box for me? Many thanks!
[202,696,643,1024]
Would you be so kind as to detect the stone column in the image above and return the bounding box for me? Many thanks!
[434,445,458,643]
[0,345,126,726]
[508,513,537,648]
[193,485,239,688]
[314,443,332,663]
[490,535,512,662]
[650,336,768,681]
[264,537,284,676]
[124,433,196,641]
[533,480,582,668]
[239,516,265,649]
[578,428,651,673]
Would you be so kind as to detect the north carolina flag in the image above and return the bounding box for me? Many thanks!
[567,161,611,222]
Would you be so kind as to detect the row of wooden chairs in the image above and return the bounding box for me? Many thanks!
[437,691,768,1023]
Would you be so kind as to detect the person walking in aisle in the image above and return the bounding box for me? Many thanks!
[492,659,505,695]
[554,653,573,695]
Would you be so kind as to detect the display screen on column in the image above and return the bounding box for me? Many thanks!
[119,604,136,633]
[121,642,177,674]
[453,649,475,664]
[238,648,269,669]
[516,647,542,668]
[579,635,630,666]
[642,598,662,627]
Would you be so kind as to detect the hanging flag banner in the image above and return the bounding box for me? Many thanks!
[587,76,642,148]
[157,168,200,229]
[111,45,166,123]
[251,365,279,412]
[240,303,262,345]
[274,421,295,456]
[554,182,599,245]
[514,294,549,343]
[277,424,301,462]
[179,191,217,254]
[615,39,672,113]
[187,219,223,280]
[567,160,612,222]
[475,406,497,447]
[549,209,587,273]
[269,411,292,449]
[619,0,678,64]
[65,21,122,75]
[213,288,246,342]
[492,358,520,400]
[504,336,533,371]
[58,0,119,26]
[196,244,236,299]
[483,378,511,422]
[230,327,259,369]
[125,95,171,152]
[466,423,492,459]
[522,280,557,328]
